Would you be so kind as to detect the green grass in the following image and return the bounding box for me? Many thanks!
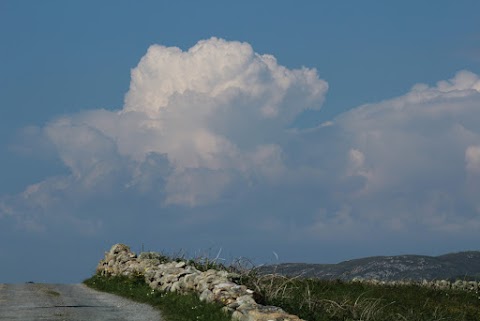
[85,253,480,321]
[237,272,480,321]
[84,274,231,321]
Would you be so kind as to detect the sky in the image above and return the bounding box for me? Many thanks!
[1,1,480,283]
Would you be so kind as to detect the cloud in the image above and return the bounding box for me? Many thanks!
[124,38,326,121]
[48,38,327,208]
[466,145,480,174]
[1,37,328,231]
[303,70,480,233]
[465,145,480,213]
[2,38,480,250]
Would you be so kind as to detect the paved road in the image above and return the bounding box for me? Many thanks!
[0,283,163,321]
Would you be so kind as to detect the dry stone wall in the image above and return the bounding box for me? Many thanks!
[96,244,305,321]
[351,277,480,293]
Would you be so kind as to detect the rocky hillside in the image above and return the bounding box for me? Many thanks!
[257,251,480,281]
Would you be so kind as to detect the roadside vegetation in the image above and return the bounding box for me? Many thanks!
[85,253,480,321]
[238,272,480,321]
[84,274,232,321]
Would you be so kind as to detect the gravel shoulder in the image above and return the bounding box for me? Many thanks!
[0,283,163,321]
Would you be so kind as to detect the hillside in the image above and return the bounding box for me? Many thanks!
[257,251,480,281]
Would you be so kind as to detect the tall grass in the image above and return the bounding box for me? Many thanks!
[237,270,480,321]
[86,251,480,321]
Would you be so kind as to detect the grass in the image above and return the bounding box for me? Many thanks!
[237,271,480,321]
[85,253,480,321]
[84,274,232,321]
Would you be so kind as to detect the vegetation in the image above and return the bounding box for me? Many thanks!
[84,274,231,321]
[85,253,480,321]
[239,271,480,321]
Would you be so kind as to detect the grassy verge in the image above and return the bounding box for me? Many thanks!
[85,254,480,321]
[84,274,231,321]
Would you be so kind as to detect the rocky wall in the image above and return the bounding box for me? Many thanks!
[96,244,305,321]
[351,277,480,293]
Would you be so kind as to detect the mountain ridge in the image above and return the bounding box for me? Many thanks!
[257,251,480,281]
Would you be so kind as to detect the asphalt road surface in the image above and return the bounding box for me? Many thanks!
[0,283,163,321]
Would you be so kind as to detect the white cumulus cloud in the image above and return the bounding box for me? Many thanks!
[300,70,480,232]
[2,38,480,246]
[1,37,328,230]
[124,38,326,120]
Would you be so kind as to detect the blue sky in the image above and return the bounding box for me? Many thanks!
[1,1,480,283]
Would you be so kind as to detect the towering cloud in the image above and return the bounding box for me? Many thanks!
[1,38,328,231]
[1,39,480,245]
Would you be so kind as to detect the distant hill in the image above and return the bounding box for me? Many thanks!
[257,251,480,281]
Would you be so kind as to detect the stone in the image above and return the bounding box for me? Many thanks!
[170,281,181,292]
[109,243,131,255]
[235,295,256,307]
[199,289,215,303]
[175,261,187,268]
[237,305,304,321]
[179,274,196,291]
[97,244,309,321]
